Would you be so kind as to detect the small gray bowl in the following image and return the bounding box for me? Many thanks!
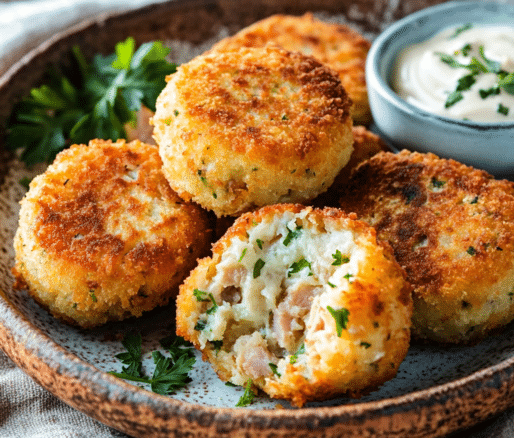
[366,1,514,178]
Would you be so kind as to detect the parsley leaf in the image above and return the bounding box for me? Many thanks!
[159,334,195,362]
[149,351,196,395]
[283,226,302,246]
[289,344,306,364]
[7,37,177,166]
[479,86,500,99]
[113,332,143,378]
[327,306,350,337]
[109,332,196,396]
[498,103,510,116]
[236,379,255,407]
[288,258,312,277]
[253,259,265,278]
[498,73,514,95]
[449,23,472,39]
[331,250,350,266]
[269,363,281,377]
[478,46,501,74]
[445,90,464,108]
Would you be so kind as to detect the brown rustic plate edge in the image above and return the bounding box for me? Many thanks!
[2,269,514,438]
[1,0,514,436]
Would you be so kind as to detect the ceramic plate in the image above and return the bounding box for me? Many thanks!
[2,1,514,437]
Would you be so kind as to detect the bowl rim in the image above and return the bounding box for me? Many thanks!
[366,0,514,130]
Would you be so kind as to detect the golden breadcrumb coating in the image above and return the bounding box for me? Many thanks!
[153,46,353,217]
[314,126,390,207]
[176,204,412,407]
[210,13,371,125]
[338,150,514,344]
[12,139,212,328]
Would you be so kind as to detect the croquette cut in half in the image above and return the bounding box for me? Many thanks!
[153,46,354,217]
[210,13,372,125]
[338,150,514,344]
[12,139,212,328]
[176,204,412,407]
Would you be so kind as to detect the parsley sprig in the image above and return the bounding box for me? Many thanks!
[435,44,514,109]
[7,37,177,165]
[109,332,196,396]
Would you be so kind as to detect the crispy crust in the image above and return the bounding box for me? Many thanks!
[13,139,212,328]
[177,204,412,406]
[154,46,353,217]
[338,150,514,343]
[211,13,371,125]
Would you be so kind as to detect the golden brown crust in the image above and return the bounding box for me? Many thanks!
[211,13,371,125]
[13,139,212,328]
[338,150,514,343]
[154,46,353,217]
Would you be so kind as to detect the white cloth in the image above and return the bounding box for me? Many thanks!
[1,1,514,437]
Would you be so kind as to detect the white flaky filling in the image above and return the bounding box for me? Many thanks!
[194,209,370,384]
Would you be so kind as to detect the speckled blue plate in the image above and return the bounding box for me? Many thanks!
[1,1,514,437]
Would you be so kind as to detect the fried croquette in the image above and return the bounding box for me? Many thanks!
[153,46,354,217]
[210,13,371,125]
[338,150,514,344]
[12,139,212,328]
[176,204,412,407]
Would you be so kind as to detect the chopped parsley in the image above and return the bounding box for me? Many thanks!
[269,363,281,377]
[327,281,336,288]
[159,334,195,362]
[197,170,217,198]
[479,86,500,99]
[327,306,350,337]
[435,44,514,111]
[211,340,223,355]
[449,23,472,39]
[331,249,350,266]
[431,177,446,188]
[173,109,179,116]
[192,289,217,314]
[109,332,196,396]
[256,239,263,250]
[236,379,255,407]
[89,290,97,303]
[498,103,510,116]
[283,226,302,246]
[360,342,372,349]
[288,258,312,277]
[238,248,247,263]
[194,320,207,331]
[289,344,306,364]
[253,258,265,278]
[456,74,476,92]
[467,246,477,256]
[445,90,464,108]
[343,272,354,282]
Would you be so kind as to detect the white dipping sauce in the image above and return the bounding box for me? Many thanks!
[392,24,514,123]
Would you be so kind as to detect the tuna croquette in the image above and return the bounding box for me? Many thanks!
[338,150,514,344]
[176,204,412,407]
[211,13,371,125]
[12,139,212,328]
[153,46,354,217]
